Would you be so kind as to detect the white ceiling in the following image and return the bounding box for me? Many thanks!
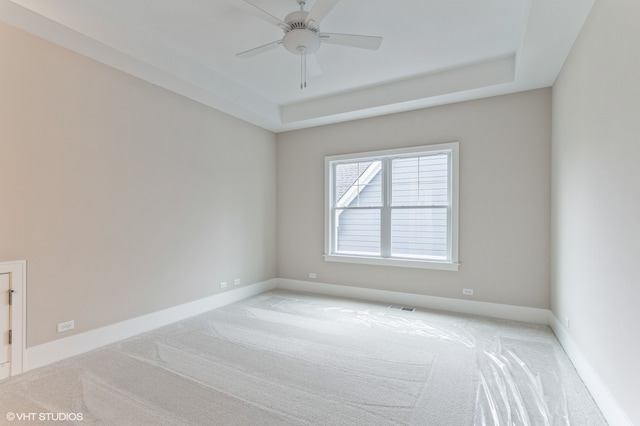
[0,0,594,132]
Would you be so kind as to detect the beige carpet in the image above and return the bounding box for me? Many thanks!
[0,290,606,425]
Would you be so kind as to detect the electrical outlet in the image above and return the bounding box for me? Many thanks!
[233,279,241,286]
[309,273,316,279]
[220,282,227,289]
[462,288,474,296]
[57,320,75,333]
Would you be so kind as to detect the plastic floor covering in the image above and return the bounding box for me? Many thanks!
[0,290,607,425]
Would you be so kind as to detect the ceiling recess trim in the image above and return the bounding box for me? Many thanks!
[281,55,516,124]
[0,0,281,130]
[1,0,596,133]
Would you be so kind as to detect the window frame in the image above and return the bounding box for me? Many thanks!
[324,142,459,271]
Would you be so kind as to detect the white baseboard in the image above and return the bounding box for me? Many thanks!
[23,277,548,373]
[21,276,632,426]
[275,278,551,324]
[25,278,278,372]
[549,314,633,426]
[279,279,634,425]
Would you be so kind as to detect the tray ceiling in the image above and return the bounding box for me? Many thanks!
[0,0,595,132]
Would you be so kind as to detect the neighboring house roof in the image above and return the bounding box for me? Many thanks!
[336,162,382,208]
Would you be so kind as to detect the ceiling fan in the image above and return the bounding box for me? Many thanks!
[236,0,383,88]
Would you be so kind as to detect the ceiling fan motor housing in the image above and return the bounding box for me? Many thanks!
[282,11,320,54]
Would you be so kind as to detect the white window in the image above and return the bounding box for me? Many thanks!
[325,142,459,271]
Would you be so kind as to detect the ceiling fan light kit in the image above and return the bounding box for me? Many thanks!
[237,0,383,89]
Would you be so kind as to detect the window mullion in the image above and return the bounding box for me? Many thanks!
[330,163,338,254]
[447,151,453,262]
[381,158,391,258]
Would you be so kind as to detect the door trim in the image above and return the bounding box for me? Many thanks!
[0,260,26,377]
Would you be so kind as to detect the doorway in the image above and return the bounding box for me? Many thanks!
[0,261,25,379]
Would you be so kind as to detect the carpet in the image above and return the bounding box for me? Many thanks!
[0,290,606,425]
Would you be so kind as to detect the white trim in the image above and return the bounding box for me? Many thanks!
[450,142,460,265]
[24,279,278,372]
[22,276,550,372]
[324,254,459,271]
[10,271,632,426]
[324,142,460,163]
[278,279,633,425]
[0,260,26,377]
[549,314,634,426]
[324,142,460,270]
[276,278,549,324]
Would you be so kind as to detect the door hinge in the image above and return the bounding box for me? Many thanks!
[8,289,15,306]
[8,330,12,345]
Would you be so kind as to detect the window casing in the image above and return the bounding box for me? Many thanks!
[325,143,459,271]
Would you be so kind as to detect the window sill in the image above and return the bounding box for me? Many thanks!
[324,254,459,271]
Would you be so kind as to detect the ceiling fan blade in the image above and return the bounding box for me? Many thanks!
[320,33,383,50]
[242,0,290,30]
[305,0,341,27]
[236,40,282,58]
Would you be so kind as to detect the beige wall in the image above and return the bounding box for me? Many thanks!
[0,22,277,347]
[277,89,551,309]
[552,0,640,423]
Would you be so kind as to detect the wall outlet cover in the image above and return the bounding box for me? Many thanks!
[57,320,75,333]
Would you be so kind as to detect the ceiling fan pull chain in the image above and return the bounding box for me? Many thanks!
[303,50,307,88]
[299,47,307,89]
